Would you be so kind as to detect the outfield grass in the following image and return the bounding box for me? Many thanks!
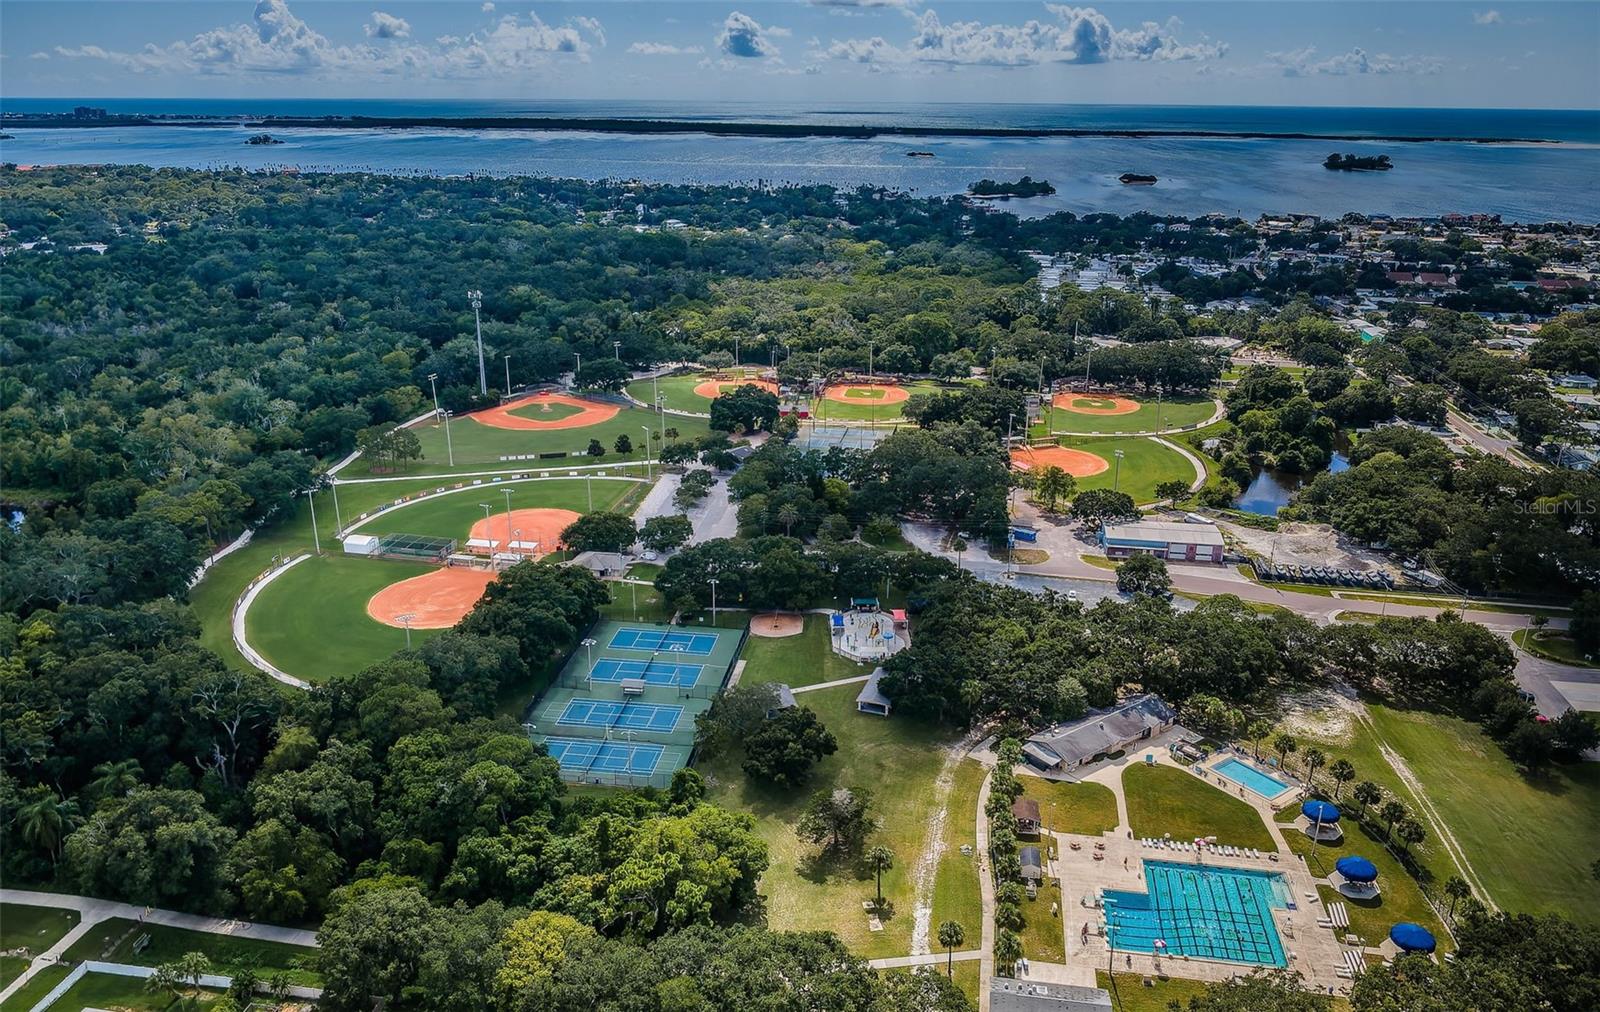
[1041,394,1216,435]
[1122,764,1275,851]
[0,963,71,1012]
[1282,819,1451,951]
[1098,971,1212,1012]
[353,476,634,542]
[246,554,440,682]
[810,380,949,423]
[63,918,320,986]
[704,623,969,957]
[341,404,710,478]
[1017,776,1120,836]
[625,369,770,415]
[1,903,80,956]
[1051,436,1197,506]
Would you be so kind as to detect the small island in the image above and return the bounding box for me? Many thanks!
[245,133,284,146]
[1119,172,1158,185]
[905,150,935,158]
[967,175,1055,198]
[1324,152,1392,171]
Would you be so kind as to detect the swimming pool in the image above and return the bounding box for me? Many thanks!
[1105,861,1290,966]
[1213,757,1292,798]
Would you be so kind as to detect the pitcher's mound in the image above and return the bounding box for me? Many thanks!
[367,567,495,630]
[1053,393,1141,416]
[468,508,581,555]
[750,612,804,637]
[472,393,621,430]
[1010,445,1110,477]
[693,378,779,399]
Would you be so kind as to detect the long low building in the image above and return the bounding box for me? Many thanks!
[1099,519,1224,563]
[1023,694,1177,772]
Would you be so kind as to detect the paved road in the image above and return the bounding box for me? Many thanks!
[0,889,317,1004]
[1445,406,1536,469]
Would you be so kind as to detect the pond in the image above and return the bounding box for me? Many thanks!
[1233,451,1350,516]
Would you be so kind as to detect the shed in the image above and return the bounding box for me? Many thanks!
[1019,845,1043,884]
[766,684,797,719]
[342,534,380,556]
[855,667,892,717]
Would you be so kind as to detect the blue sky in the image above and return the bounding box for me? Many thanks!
[3,1,1595,108]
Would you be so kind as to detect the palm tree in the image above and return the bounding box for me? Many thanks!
[1396,818,1426,856]
[938,920,965,978]
[88,758,142,802]
[865,845,894,907]
[776,502,802,537]
[1247,719,1272,761]
[1353,780,1382,819]
[1272,733,1297,769]
[1380,800,1408,844]
[1329,759,1356,801]
[1302,747,1325,790]
[994,928,1023,976]
[952,536,967,573]
[14,794,82,866]
[1443,876,1472,918]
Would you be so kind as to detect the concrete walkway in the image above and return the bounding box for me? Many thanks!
[790,674,872,694]
[0,889,317,1004]
[975,770,996,1012]
[868,949,982,969]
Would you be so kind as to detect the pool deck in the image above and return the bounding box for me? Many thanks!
[1012,743,1350,996]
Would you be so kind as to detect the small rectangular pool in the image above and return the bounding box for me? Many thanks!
[1213,756,1292,799]
[1105,861,1290,966]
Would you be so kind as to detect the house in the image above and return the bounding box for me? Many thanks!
[766,684,796,719]
[1019,845,1043,885]
[990,980,1114,1012]
[1553,373,1598,390]
[1012,797,1042,837]
[1098,520,1225,563]
[855,667,892,716]
[1023,695,1177,772]
[569,551,632,577]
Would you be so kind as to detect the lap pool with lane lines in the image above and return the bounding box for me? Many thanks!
[1105,861,1291,966]
[1212,756,1293,799]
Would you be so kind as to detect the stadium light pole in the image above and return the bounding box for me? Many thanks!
[574,351,582,384]
[427,373,454,466]
[398,613,415,649]
[708,578,719,621]
[1113,449,1126,491]
[329,479,344,535]
[468,289,487,397]
[641,426,652,480]
[504,354,512,397]
[442,410,455,467]
[501,488,514,553]
[613,340,621,360]
[478,503,493,550]
[581,637,597,691]
[304,490,321,554]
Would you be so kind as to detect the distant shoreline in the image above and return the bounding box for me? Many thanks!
[0,114,1560,145]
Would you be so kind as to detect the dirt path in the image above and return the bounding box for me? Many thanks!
[909,732,980,955]
[1354,708,1498,913]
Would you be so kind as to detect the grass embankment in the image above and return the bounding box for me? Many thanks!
[702,617,976,958]
[1122,764,1275,851]
[64,918,320,986]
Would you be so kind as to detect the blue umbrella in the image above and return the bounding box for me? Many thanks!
[1335,855,1378,883]
[1302,800,1341,824]
[1389,922,1437,954]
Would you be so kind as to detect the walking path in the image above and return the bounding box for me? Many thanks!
[789,674,871,694]
[0,889,317,1005]
[1151,435,1208,492]
[868,950,982,969]
[975,770,996,1012]
[231,553,312,689]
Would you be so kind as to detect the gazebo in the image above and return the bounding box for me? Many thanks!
[1389,922,1437,955]
[1300,799,1344,842]
[1332,855,1380,899]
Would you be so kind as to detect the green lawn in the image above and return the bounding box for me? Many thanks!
[1,903,80,956]
[1282,820,1451,951]
[1040,394,1216,435]
[353,476,635,542]
[1049,436,1197,506]
[931,759,986,957]
[48,971,227,1010]
[245,554,440,682]
[737,615,873,689]
[341,404,710,478]
[625,369,770,415]
[0,963,71,1012]
[1017,776,1120,836]
[1513,629,1597,667]
[1098,971,1212,1012]
[63,918,319,986]
[1122,764,1275,851]
[1019,878,1066,962]
[810,380,949,423]
[703,624,968,957]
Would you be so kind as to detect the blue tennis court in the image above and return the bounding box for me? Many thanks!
[587,657,705,687]
[609,626,719,656]
[545,737,665,775]
[557,698,683,732]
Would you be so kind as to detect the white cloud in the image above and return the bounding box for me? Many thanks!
[628,42,705,56]
[44,1,602,79]
[825,5,1225,68]
[1266,46,1441,77]
[481,2,495,11]
[365,11,410,40]
[717,11,787,60]
[1473,10,1503,25]
[809,0,919,7]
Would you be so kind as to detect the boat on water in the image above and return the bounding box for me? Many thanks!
[1119,172,1158,185]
